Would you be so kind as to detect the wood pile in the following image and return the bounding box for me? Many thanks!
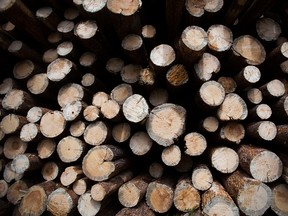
[0,0,288,215]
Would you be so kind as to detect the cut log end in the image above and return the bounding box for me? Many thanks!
[107,0,142,16]
[149,162,164,179]
[77,192,101,216]
[202,116,219,132]
[271,184,288,216]
[181,26,207,51]
[207,24,233,52]
[150,44,176,67]
[192,164,213,191]
[123,94,149,123]
[161,145,181,166]
[40,111,66,138]
[47,58,73,82]
[184,132,207,156]
[220,122,245,144]
[57,136,84,163]
[129,131,153,156]
[199,81,225,107]
[211,147,239,173]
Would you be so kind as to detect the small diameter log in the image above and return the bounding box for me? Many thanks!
[110,83,133,105]
[83,121,109,146]
[47,58,77,83]
[237,144,283,183]
[118,173,152,207]
[63,100,87,121]
[191,163,213,191]
[13,60,42,81]
[120,64,142,84]
[73,177,91,196]
[121,34,147,64]
[19,181,57,216]
[60,166,83,187]
[178,26,207,65]
[277,152,288,184]
[234,65,261,89]
[271,183,288,216]
[222,170,272,216]
[247,121,277,141]
[166,64,189,88]
[101,99,121,120]
[3,136,27,159]
[83,105,100,122]
[116,201,155,216]
[149,162,164,179]
[149,88,169,107]
[64,7,80,21]
[37,138,56,159]
[70,120,86,137]
[194,53,221,82]
[146,103,186,147]
[209,147,239,174]
[77,191,101,216]
[0,180,9,198]
[256,17,281,42]
[217,77,237,94]
[199,116,219,133]
[27,73,56,98]
[248,104,272,121]
[246,88,263,105]
[275,125,288,146]
[146,177,176,213]
[217,93,248,121]
[149,44,176,73]
[173,176,201,213]
[129,131,153,156]
[265,42,288,69]
[20,123,42,142]
[123,94,149,123]
[2,89,34,113]
[47,187,78,216]
[11,153,43,174]
[112,122,131,143]
[79,52,97,68]
[219,122,245,144]
[271,94,288,121]
[174,154,193,173]
[47,32,62,45]
[184,132,207,156]
[202,181,239,216]
[0,78,18,95]
[26,107,51,123]
[91,170,134,202]
[82,145,129,181]
[40,111,66,138]
[41,162,61,181]
[141,25,157,52]
[161,145,181,166]
[92,91,109,108]
[260,79,286,100]
[0,114,28,135]
[56,41,80,62]
[106,57,125,75]
[36,6,60,31]
[3,162,23,183]
[57,20,75,41]
[42,48,58,64]
[139,67,156,89]
[57,136,85,163]
[7,180,32,205]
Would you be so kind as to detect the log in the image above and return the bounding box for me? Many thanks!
[83,105,100,122]
[3,162,23,183]
[256,17,282,42]
[217,93,248,121]
[120,64,142,84]
[57,136,85,163]
[246,87,263,105]
[141,25,157,53]
[219,122,245,144]
[91,170,134,202]
[47,187,78,216]
[0,179,9,198]
[118,173,152,207]
[161,145,181,166]
[116,201,155,216]
[149,88,169,107]
[92,91,109,108]
[47,32,62,45]
[7,179,32,205]
[112,122,131,143]
[60,166,84,187]
[106,57,125,75]
[19,181,57,216]
[56,41,80,62]
[83,121,109,146]
[82,145,130,181]
[26,107,51,123]
[271,183,288,216]
[271,94,288,121]
[69,120,86,137]
[110,83,133,105]
[47,58,77,83]
[246,120,277,141]
[72,177,91,196]
[222,170,272,216]
[11,153,43,174]
[3,136,27,159]
[41,161,61,181]
[145,177,176,213]
[166,64,189,88]
[146,103,186,146]
[184,132,207,156]
[129,131,153,156]
[123,94,149,123]
[217,77,237,93]
[20,122,42,142]
[40,110,66,138]
[57,20,75,41]
[191,163,213,191]
[248,104,272,121]
[63,100,87,121]
[260,79,286,100]
[209,146,239,174]
[100,99,121,120]
[148,162,164,179]
[77,191,101,216]
[36,6,60,31]
[199,116,219,133]
[139,67,156,89]
[13,60,42,81]
[37,138,56,159]
[79,52,97,68]
[0,114,28,135]
[0,78,18,95]
[233,65,261,89]
[201,181,239,216]
[237,144,283,183]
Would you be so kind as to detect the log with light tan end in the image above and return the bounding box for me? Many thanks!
[77,191,101,216]
[271,94,288,121]
[246,121,277,141]
[118,173,152,207]
[101,99,121,120]
[260,79,286,100]
[2,89,34,113]
[256,17,281,42]
[0,78,18,95]
[41,162,61,181]
[161,145,181,166]
[37,139,56,159]
[79,52,97,68]
[20,123,42,142]
[83,121,110,146]
[191,163,213,191]
[82,145,130,181]
[271,183,288,216]
[112,122,131,143]
[111,83,133,105]
[248,104,272,121]
[0,180,9,198]
[42,48,58,64]
[0,114,28,135]
[202,181,239,216]
[56,41,80,62]
[219,122,245,144]
[146,103,186,147]
[106,57,125,75]
[222,170,272,216]
[7,180,32,205]
[129,131,153,156]
[26,107,51,123]
[217,93,248,121]
[92,91,109,108]
[237,144,283,183]
[166,64,189,88]
[19,181,57,216]
[139,67,156,89]
[149,88,169,107]
[47,58,77,83]
[116,201,155,216]
[199,116,219,133]
[13,60,42,81]
[184,132,207,156]
[47,187,78,216]
[73,177,91,196]
[149,162,164,179]
[63,100,87,122]
[217,77,237,93]
[3,162,23,183]
[40,110,66,138]
[57,136,85,163]
[83,105,100,122]
[149,44,176,73]
[11,153,43,174]
[141,24,157,53]
[36,6,60,31]
[173,176,200,213]
[209,147,239,174]
[194,53,221,82]
[234,66,261,89]
[123,94,149,123]
[184,0,206,24]
[57,19,75,41]
[178,26,207,65]
[120,64,142,84]
[146,177,176,213]
[3,136,27,160]
[69,120,86,137]
[60,166,84,187]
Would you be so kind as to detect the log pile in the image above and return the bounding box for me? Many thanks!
[0,0,288,215]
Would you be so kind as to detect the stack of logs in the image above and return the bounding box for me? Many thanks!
[0,0,288,215]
